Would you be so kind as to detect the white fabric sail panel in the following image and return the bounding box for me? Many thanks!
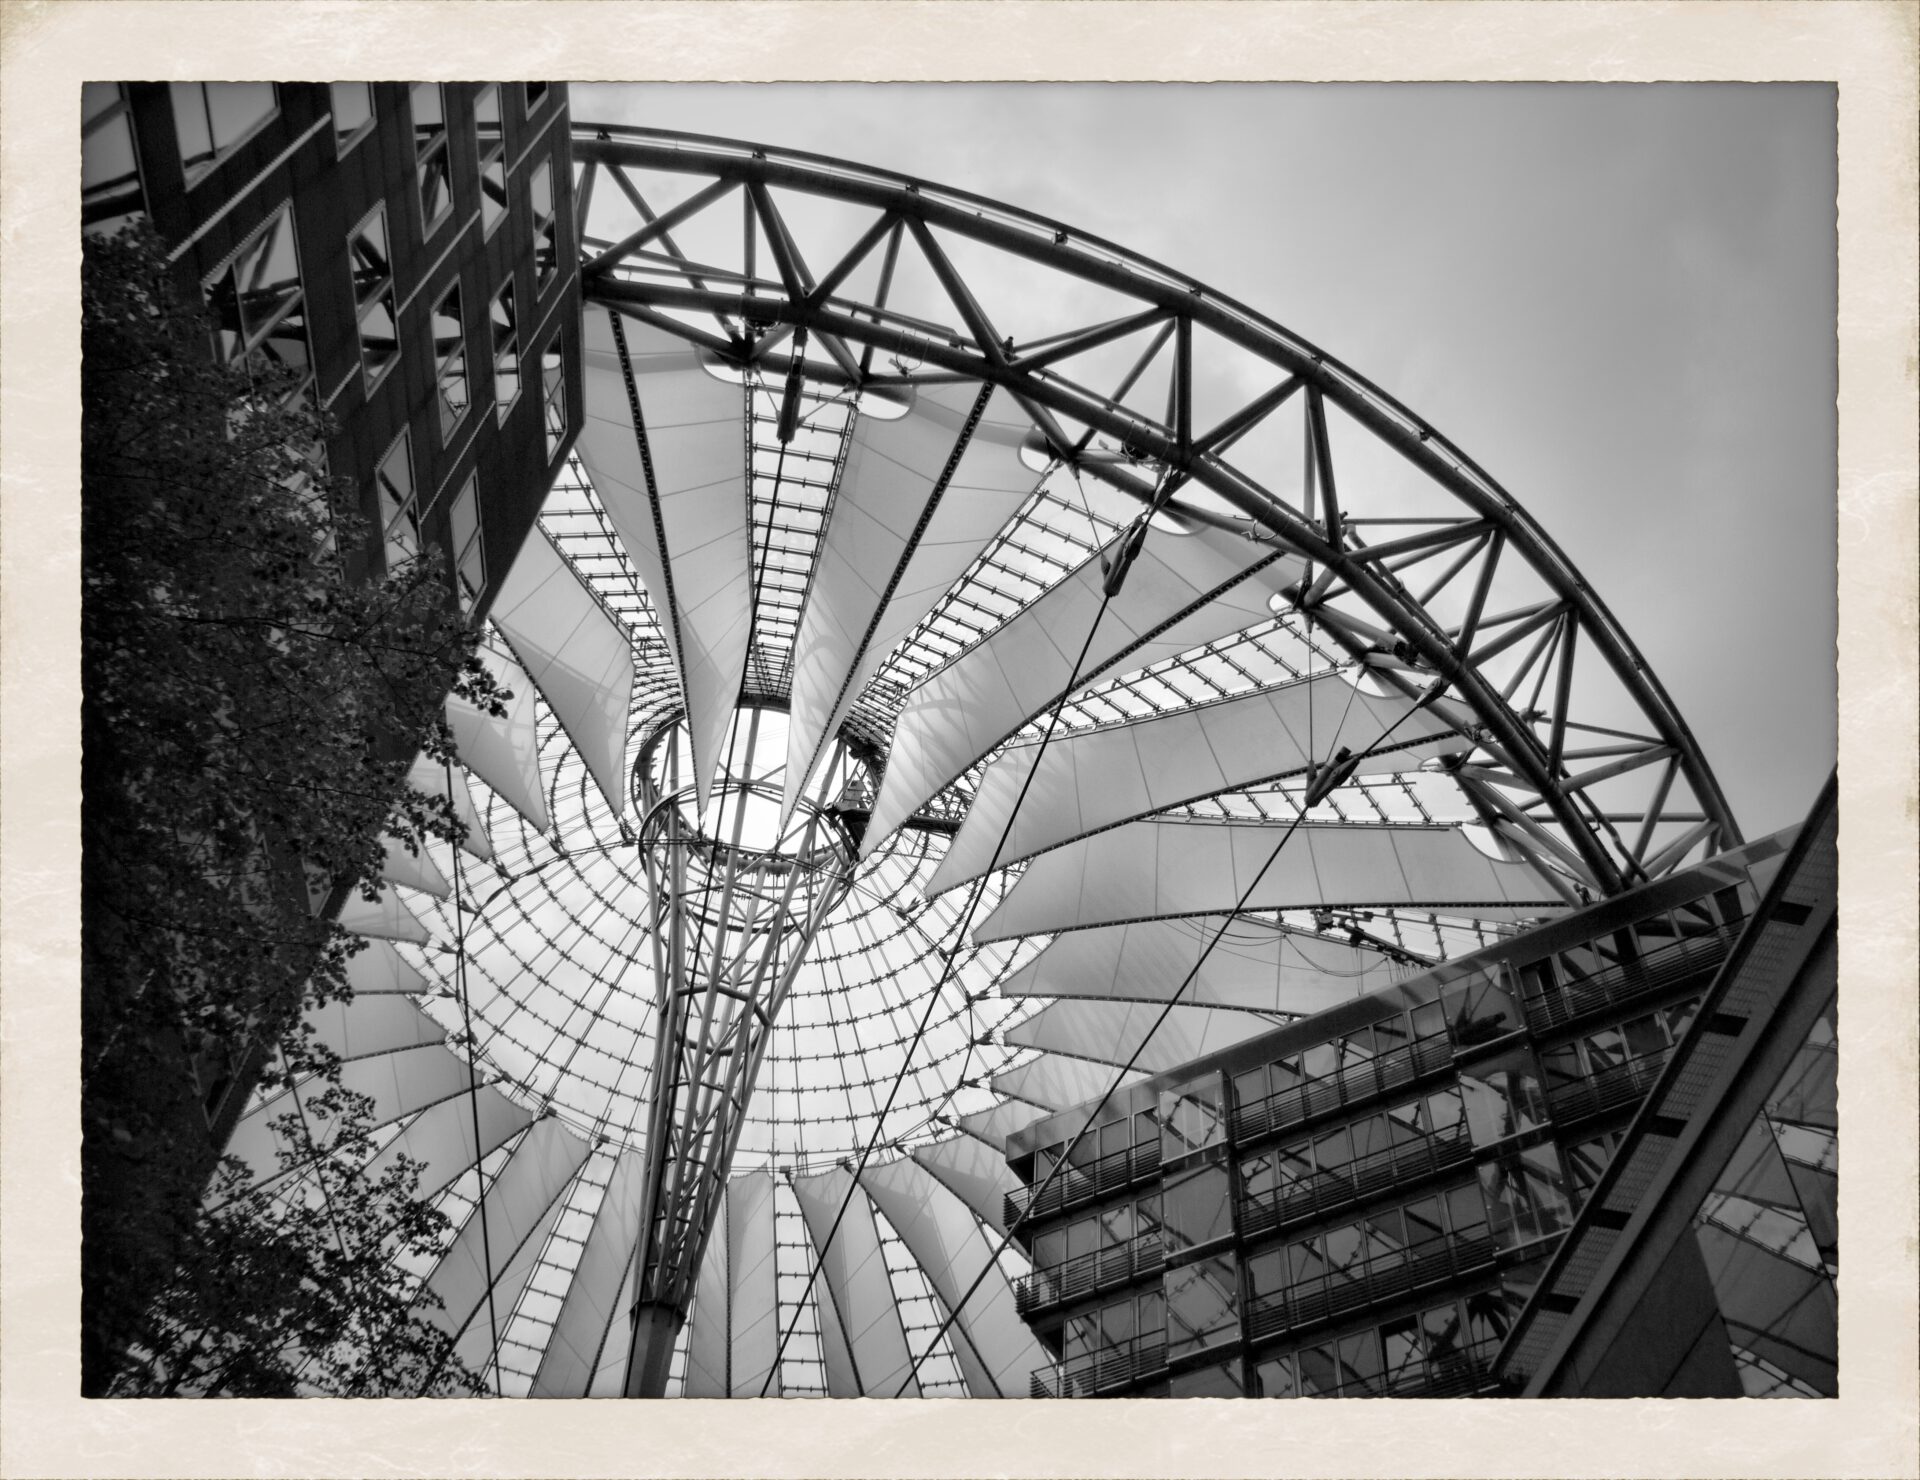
[489,525,635,819]
[406,754,493,863]
[1007,998,1279,1074]
[865,521,1308,854]
[421,1117,590,1338]
[860,1158,1044,1398]
[974,820,1566,944]
[451,1193,568,1376]
[1001,916,1400,1015]
[307,992,445,1062]
[684,1171,781,1397]
[912,1134,1023,1238]
[991,1053,1144,1113]
[446,646,549,833]
[957,1099,1050,1153]
[344,936,427,996]
[337,882,430,945]
[576,309,749,811]
[929,674,1466,894]
[362,1086,533,1202]
[532,1149,647,1397]
[587,1257,639,1397]
[783,382,1038,815]
[379,833,451,900]
[792,1167,920,1397]
[224,1043,478,1185]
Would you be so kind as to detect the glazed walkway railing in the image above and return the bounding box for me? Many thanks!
[1028,1333,1169,1398]
[1520,922,1740,1034]
[1013,1231,1166,1316]
[1004,1139,1161,1227]
[1243,1231,1499,1345]
[1238,1123,1476,1242]
[1231,1034,1456,1146]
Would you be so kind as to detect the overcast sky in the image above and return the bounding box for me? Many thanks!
[576,83,1837,837]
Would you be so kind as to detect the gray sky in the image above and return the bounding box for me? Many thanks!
[577,83,1837,837]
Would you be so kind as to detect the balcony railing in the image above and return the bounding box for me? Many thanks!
[1006,1139,1161,1227]
[1244,1232,1499,1344]
[1238,1123,1476,1241]
[1544,1048,1670,1124]
[1029,1334,1169,1398]
[1013,1231,1166,1315]
[1231,1035,1455,1146]
[1520,923,1738,1034]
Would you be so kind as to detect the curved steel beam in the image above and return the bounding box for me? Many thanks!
[570,126,1740,893]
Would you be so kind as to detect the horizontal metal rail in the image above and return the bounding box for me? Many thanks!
[1005,1139,1160,1227]
[1029,1335,1169,1399]
[1231,1035,1456,1146]
[1244,1233,1500,1345]
[1014,1232,1166,1316]
[1519,922,1739,1034]
[1239,1124,1477,1241]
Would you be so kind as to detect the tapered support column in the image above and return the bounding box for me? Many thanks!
[624,1303,684,1398]
[619,706,865,1397]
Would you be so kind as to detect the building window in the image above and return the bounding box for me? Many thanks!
[530,158,558,293]
[412,83,452,234]
[524,81,549,114]
[540,339,566,461]
[204,202,311,401]
[349,205,399,390]
[432,282,469,441]
[1164,1255,1239,1359]
[330,82,375,155]
[490,280,518,421]
[82,83,143,235]
[169,83,277,183]
[475,85,505,236]
[450,475,485,614]
[375,430,420,572]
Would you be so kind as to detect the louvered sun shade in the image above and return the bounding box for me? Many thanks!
[573,308,750,812]
[864,520,1308,853]
[973,818,1569,944]
[488,524,636,820]
[782,382,1041,817]
[927,670,1469,894]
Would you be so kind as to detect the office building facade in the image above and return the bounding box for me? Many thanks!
[1005,784,1837,1400]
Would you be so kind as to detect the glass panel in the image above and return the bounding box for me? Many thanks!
[1336,1329,1384,1395]
[433,283,469,439]
[1100,1298,1134,1345]
[1381,1314,1423,1385]
[1239,1149,1276,1201]
[207,205,302,363]
[1295,1342,1340,1396]
[1542,1042,1585,1095]
[1233,1066,1267,1109]
[1373,1013,1410,1057]
[411,82,444,137]
[525,81,550,113]
[357,288,399,386]
[1460,1050,1547,1147]
[1403,1193,1446,1249]
[1300,1041,1338,1080]
[1255,1354,1298,1398]
[82,83,139,207]
[1162,1161,1230,1251]
[331,82,373,150]
[1034,1228,1065,1269]
[376,432,417,570]
[532,158,558,288]
[1098,1118,1127,1162]
[474,85,502,154]
[171,82,275,179]
[1170,1361,1244,1397]
[1157,1077,1225,1159]
[451,475,483,612]
[1621,1012,1667,1059]
[1136,1289,1164,1339]
[1245,1247,1284,1298]
[1410,1000,1447,1040]
[1286,1235,1325,1287]
[1098,1201,1133,1248]
[491,280,519,419]
[1066,1216,1096,1261]
[1350,1111,1388,1161]
[1427,1085,1464,1134]
[1444,1181,1487,1239]
[1584,1024,1627,1074]
[418,141,453,231]
[1321,1220,1365,1274]
[1444,969,1522,1046]
[481,157,507,235]
[1164,1256,1239,1358]
[1478,1142,1572,1249]
[348,206,390,306]
[1311,1124,1351,1173]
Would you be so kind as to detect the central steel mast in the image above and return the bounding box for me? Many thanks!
[622,706,861,1396]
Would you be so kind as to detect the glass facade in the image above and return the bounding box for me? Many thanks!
[1007,834,1821,1400]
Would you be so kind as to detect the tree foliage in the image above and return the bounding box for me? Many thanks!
[82,226,500,1394]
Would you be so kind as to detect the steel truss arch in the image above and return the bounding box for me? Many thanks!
[571,125,1739,895]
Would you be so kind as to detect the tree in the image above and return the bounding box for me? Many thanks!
[81,225,501,1394]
